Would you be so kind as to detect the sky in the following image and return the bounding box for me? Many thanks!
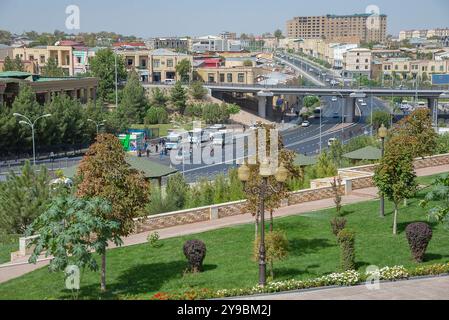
[1,0,449,38]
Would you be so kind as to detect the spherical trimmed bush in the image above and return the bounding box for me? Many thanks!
[183,240,207,273]
[405,222,433,263]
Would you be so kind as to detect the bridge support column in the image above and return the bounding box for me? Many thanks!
[258,96,267,118]
[266,96,274,118]
[428,98,438,126]
[344,97,356,123]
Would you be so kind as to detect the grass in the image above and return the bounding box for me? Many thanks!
[0,234,19,264]
[0,186,448,300]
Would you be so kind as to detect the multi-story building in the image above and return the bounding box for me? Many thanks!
[376,58,449,80]
[146,37,189,51]
[342,48,372,79]
[219,32,237,40]
[116,48,151,82]
[328,43,359,69]
[286,13,387,43]
[148,49,193,83]
[12,45,75,76]
[400,28,449,41]
[73,47,101,75]
[194,65,262,85]
[191,36,242,53]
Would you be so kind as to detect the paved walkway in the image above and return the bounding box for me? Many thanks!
[238,276,449,300]
[1,164,448,285]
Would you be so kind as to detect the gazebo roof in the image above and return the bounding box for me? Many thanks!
[294,153,318,166]
[62,155,178,179]
[343,146,382,161]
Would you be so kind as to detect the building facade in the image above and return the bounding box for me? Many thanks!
[286,13,387,43]
[148,49,193,83]
[342,48,372,79]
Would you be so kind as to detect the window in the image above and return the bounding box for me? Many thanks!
[153,59,160,68]
[365,65,368,70]
[356,66,359,70]
[127,58,133,66]
[40,55,45,63]
[141,59,146,68]
[167,59,173,68]
[227,73,233,82]
[404,65,408,70]
[77,56,82,64]
[208,73,215,83]
[29,55,34,61]
[220,73,225,82]
[238,73,245,83]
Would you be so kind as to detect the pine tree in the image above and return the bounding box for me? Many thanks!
[42,57,64,77]
[118,71,149,124]
[170,82,187,114]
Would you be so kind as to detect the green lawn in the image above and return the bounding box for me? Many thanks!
[0,234,19,265]
[0,187,448,300]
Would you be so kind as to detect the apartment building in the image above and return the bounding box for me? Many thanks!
[400,28,449,41]
[377,58,449,80]
[342,48,372,79]
[12,45,75,76]
[286,13,387,43]
[195,66,261,85]
[116,49,151,82]
[146,37,189,51]
[149,49,193,83]
[191,36,242,53]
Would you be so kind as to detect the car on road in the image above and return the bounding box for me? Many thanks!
[333,112,340,118]
[301,120,311,127]
[361,102,367,107]
[331,97,338,102]
[358,99,364,103]
[328,138,338,147]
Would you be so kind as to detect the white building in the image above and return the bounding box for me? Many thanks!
[329,43,359,69]
[191,36,242,53]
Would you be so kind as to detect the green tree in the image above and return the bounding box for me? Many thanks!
[145,107,168,125]
[189,81,208,100]
[89,49,127,102]
[75,134,150,291]
[26,196,122,292]
[42,57,64,77]
[315,152,337,178]
[421,174,449,228]
[374,135,418,234]
[0,161,51,234]
[13,56,24,72]
[392,108,438,158]
[42,93,87,146]
[274,29,284,39]
[370,110,391,130]
[329,139,343,167]
[175,59,192,82]
[303,96,320,109]
[165,173,189,210]
[254,230,289,279]
[2,56,15,71]
[243,59,253,67]
[150,87,168,107]
[170,82,187,113]
[118,71,149,124]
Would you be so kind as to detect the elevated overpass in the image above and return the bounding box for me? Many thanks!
[204,83,449,122]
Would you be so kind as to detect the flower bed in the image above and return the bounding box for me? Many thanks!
[147,263,449,300]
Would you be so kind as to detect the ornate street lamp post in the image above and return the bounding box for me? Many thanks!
[378,123,388,218]
[238,160,289,287]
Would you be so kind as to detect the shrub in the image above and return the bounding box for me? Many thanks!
[183,240,207,273]
[147,232,161,248]
[337,229,356,271]
[145,107,168,125]
[330,217,347,237]
[254,231,289,279]
[405,222,433,262]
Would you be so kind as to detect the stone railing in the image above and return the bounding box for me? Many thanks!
[134,153,449,234]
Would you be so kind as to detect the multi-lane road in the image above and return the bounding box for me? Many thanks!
[0,54,392,184]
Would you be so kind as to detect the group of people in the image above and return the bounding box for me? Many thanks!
[136,138,168,160]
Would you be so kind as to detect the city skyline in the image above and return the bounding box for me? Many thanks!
[1,0,449,38]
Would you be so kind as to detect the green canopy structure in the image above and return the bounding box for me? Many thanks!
[62,155,178,185]
[294,153,318,167]
[343,146,382,161]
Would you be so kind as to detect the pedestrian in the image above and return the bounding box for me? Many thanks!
[146,144,151,157]
[155,144,159,153]
[159,150,163,160]
[49,151,55,163]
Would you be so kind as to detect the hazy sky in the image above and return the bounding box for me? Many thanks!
[1,0,449,37]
